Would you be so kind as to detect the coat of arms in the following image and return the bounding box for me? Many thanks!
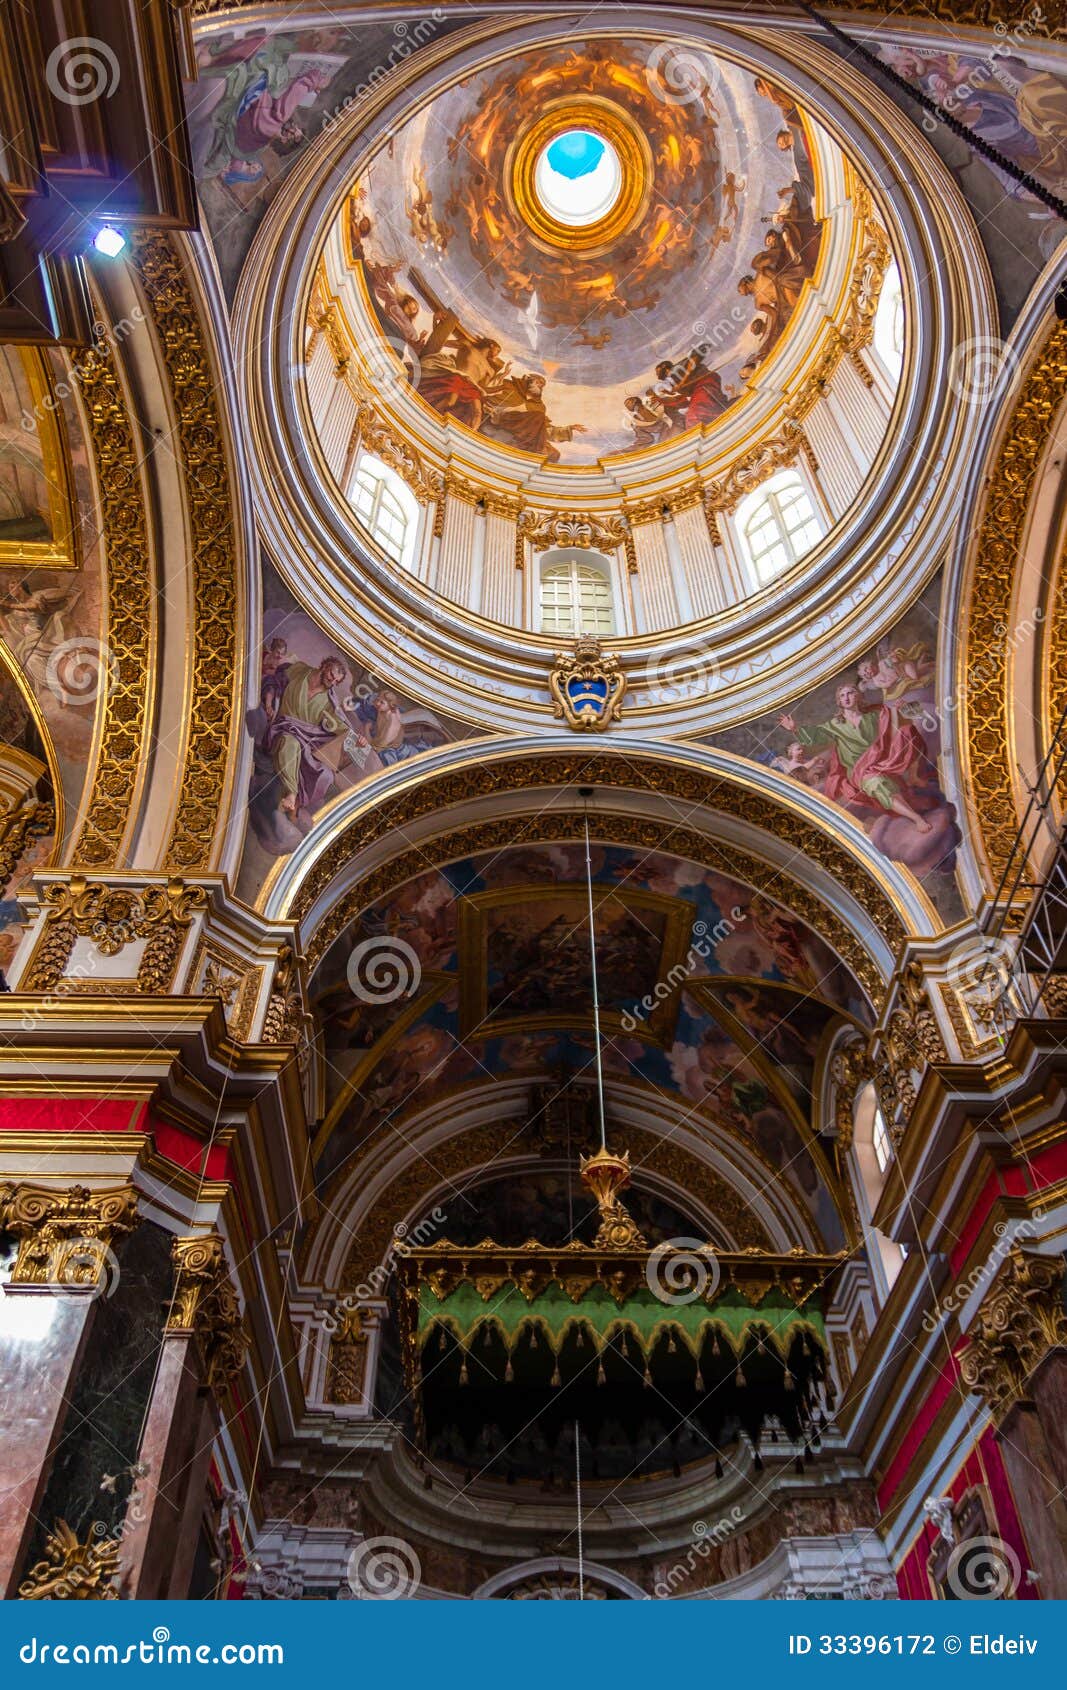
[549,636,626,732]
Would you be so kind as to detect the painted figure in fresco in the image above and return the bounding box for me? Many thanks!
[482,374,586,461]
[348,688,433,765]
[262,654,354,822]
[779,683,935,833]
[195,34,343,187]
[879,47,1067,199]
[0,577,82,692]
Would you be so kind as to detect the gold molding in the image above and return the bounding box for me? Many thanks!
[22,876,207,995]
[132,234,240,874]
[18,1521,120,1601]
[69,323,153,869]
[292,755,906,998]
[507,97,652,257]
[961,319,1067,887]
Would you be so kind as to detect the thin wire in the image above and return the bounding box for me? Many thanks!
[583,805,607,1152]
[575,1419,585,1600]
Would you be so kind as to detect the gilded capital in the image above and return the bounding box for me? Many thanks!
[0,1182,138,1288]
[18,1520,120,1601]
[959,1248,1067,1419]
[167,1232,248,1389]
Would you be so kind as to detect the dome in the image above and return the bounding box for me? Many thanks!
[340,41,835,468]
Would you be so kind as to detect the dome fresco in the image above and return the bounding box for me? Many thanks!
[346,39,833,465]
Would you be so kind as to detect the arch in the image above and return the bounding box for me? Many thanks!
[947,266,1067,903]
[473,1558,647,1599]
[298,1085,846,1293]
[261,740,939,996]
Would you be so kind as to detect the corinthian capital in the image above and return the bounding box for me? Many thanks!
[167,1232,248,1389]
[0,1182,138,1288]
[959,1248,1067,1418]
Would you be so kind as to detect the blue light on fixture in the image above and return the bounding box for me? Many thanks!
[545,131,606,181]
[92,227,127,257]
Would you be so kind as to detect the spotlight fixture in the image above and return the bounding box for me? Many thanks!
[92,226,127,257]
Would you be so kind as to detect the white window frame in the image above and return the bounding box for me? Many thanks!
[537,550,616,637]
[348,452,419,570]
[871,260,905,385]
[734,468,826,588]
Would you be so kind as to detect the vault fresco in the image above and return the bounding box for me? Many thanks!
[706,576,964,923]
[236,564,482,905]
[349,43,828,463]
[311,842,865,1245]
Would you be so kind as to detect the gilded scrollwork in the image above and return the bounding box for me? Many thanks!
[22,877,207,994]
[959,1248,1067,1419]
[70,321,153,869]
[132,234,240,875]
[18,1520,120,1601]
[0,1182,138,1286]
[168,1233,249,1390]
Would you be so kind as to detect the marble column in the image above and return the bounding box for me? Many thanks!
[118,1233,246,1599]
[960,1249,1067,1597]
[0,1182,138,1598]
[996,1397,1067,1598]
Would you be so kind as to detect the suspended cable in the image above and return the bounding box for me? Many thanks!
[798,2,1067,223]
[582,798,608,1152]
[575,1418,585,1600]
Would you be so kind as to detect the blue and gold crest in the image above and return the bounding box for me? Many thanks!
[549,636,626,733]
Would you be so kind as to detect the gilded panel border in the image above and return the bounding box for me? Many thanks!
[961,320,1067,885]
[133,234,240,873]
[300,797,896,1006]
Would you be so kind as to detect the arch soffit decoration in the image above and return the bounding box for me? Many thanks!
[267,741,939,1003]
[300,1090,844,1293]
[232,10,995,737]
[0,640,65,857]
[49,235,246,878]
[953,304,1067,896]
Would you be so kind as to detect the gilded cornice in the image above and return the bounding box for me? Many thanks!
[295,775,899,1001]
[70,324,153,869]
[961,320,1067,885]
[132,234,240,874]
